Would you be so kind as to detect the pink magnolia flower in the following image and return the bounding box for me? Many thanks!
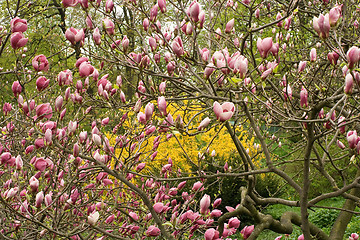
[122,36,129,52]
[85,15,93,29]
[298,61,307,73]
[313,14,330,39]
[153,202,164,214]
[76,57,89,68]
[188,1,201,22]
[350,233,359,240]
[36,103,53,120]
[12,81,22,97]
[233,55,248,78]
[276,12,283,27]
[328,50,340,65]
[150,5,158,22]
[210,209,222,218]
[300,86,308,107]
[172,37,184,57]
[36,76,50,91]
[35,191,44,208]
[158,0,166,13]
[93,27,101,45]
[225,18,235,33]
[62,0,78,7]
[347,130,358,149]
[298,234,304,240]
[29,176,39,193]
[10,17,27,33]
[228,217,240,228]
[44,193,52,206]
[213,101,235,122]
[198,117,211,130]
[241,225,254,239]
[283,85,292,101]
[32,55,49,72]
[58,69,73,86]
[10,32,28,49]
[200,194,211,214]
[344,73,354,94]
[337,140,345,149]
[310,48,317,62]
[149,37,157,52]
[3,102,12,116]
[204,228,219,240]
[257,37,273,58]
[79,62,95,77]
[34,157,47,171]
[145,102,154,121]
[192,181,203,191]
[213,198,222,208]
[159,82,166,95]
[329,4,342,27]
[105,0,114,12]
[143,18,150,31]
[67,27,85,46]
[157,96,167,116]
[103,18,115,35]
[204,64,215,80]
[146,225,160,237]
[255,8,260,18]
[346,46,360,69]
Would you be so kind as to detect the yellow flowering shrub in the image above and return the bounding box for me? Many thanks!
[106,101,264,174]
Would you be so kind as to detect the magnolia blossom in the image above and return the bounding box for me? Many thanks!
[300,86,308,107]
[225,18,235,33]
[62,0,78,7]
[346,46,360,69]
[10,32,28,49]
[313,13,330,39]
[328,50,340,65]
[329,4,342,27]
[32,54,49,72]
[347,131,358,149]
[65,27,85,46]
[310,48,317,62]
[157,96,167,116]
[204,228,219,240]
[88,211,99,225]
[93,27,101,45]
[103,18,115,35]
[10,17,28,33]
[241,225,254,239]
[146,225,160,237]
[228,217,241,228]
[213,101,235,122]
[257,37,273,58]
[199,194,211,214]
[198,117,211,130]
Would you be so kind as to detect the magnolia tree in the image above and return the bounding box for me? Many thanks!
[1,0,360,239]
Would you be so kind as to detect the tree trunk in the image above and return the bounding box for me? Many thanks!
[330,169,360,240]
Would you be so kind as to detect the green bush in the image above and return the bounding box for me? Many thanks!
[309,209,338,229]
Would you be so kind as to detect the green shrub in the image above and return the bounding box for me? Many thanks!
[309,209,338,229]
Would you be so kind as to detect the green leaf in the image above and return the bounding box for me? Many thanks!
[273,64,279,74]
[163,222,173,228]
[230,77,241,84]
